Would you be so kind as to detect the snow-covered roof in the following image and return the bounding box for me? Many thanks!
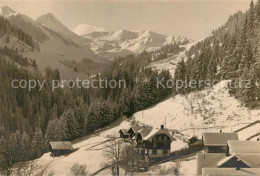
[202,168,260,176]
[49,141,73,150]
[197,152,260,175]
[119,129,130,136]
[197,153,226,175]
[128,126,143,133]
[202,132,238,146]
[137,127,175,142]
[228,140,260,154]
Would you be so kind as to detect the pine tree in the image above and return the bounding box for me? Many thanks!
[248,0,255,31]
[174,58,186,93]
[31,128,46,158]
[64,109,79,139]
[119,88,133,117]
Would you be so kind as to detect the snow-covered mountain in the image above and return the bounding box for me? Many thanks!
[0,6,102,79]
[0,6,18,17]
[36,13,92,44]
[73,24,107,36]
[82,29,193,59]
[0,6,193,76]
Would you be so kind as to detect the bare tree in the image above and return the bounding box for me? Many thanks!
[121,142,147,175]
[70,163,89,176]
[103,135,123,176]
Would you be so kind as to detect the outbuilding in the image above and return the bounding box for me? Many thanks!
[49,141,73,156]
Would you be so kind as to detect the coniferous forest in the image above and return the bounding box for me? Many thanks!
[0,18,176,172]
[174,0,260,107]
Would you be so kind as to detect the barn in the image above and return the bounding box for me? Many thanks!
[49,141,73,156]
[202,132,238,153]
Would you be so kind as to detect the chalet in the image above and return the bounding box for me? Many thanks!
[196,152,260,175]
[226,140,260,155]
[202,131,238,153]
[135,125,176,162]
[49,141,73,156]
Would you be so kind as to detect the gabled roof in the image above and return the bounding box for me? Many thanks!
[202,132,238,146]
[197,153,226,175]
[217,153,260,168]
[49,141,73,150]
[228,140,260,154]
[202,168,260,176]
[119,129,130,136]
[128,126,143,133]
[217,154,250,167]
[136,126,153,139]
[137,127,175,142]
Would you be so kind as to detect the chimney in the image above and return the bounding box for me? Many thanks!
[220,129,222,133]
[225,145,230,156]
[236,159,240,170]
[161,125,164,129]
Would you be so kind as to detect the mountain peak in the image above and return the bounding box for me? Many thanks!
[36,13,59,24]
[0,6,17,17]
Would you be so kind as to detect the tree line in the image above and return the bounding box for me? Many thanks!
[174,0,260,107]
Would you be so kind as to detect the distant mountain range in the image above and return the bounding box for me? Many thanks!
[82,30,192,59]
[0,6,193,78]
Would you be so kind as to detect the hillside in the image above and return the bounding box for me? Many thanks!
[134,80,260,140]
[0,6,103,78]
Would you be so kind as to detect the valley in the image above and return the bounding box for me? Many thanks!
[0,1,260,176]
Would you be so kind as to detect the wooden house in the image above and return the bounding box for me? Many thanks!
[202,131,238,153]
[135,125,176,162]
[49,141,73,156]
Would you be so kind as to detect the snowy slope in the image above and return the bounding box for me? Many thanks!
[0,6,102,79]
[82,29,193,59]
[150,42,194,77]
[36,13,92,44]
[134,81,260,139]
[36,121,130,175]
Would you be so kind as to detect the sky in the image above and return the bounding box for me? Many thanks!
[0,0,252,40]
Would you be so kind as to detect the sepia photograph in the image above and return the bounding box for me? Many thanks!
[0,0,260,175]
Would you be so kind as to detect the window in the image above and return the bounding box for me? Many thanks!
[152,149,157,155]
[164,136,168,141]
[159,136,162,141]
[163,149,168,154]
